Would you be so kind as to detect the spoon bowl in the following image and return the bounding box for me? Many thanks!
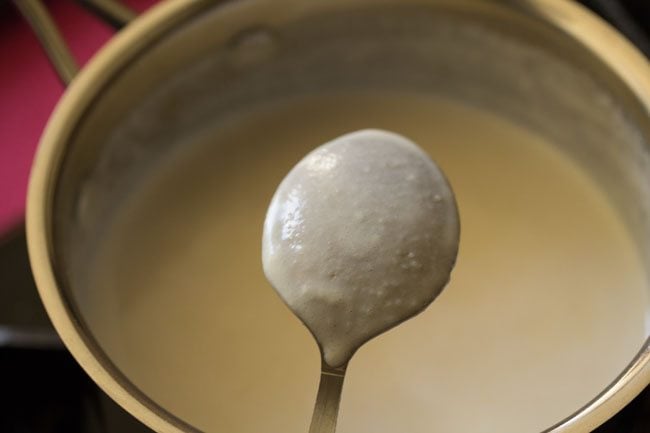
[262,129,460,431]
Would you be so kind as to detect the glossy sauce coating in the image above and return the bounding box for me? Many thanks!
[262,130,459,367]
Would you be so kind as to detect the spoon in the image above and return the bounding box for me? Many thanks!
[262,129,460,433]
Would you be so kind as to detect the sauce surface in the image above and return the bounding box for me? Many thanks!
[86,93,649,433]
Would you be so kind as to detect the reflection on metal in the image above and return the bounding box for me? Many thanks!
[309,362,347,433]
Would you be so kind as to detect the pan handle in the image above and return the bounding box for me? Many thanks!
[12,0,138,86]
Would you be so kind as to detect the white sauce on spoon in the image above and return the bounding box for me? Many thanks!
[262,129,460,367]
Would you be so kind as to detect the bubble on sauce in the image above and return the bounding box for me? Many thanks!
[227,27,278,68]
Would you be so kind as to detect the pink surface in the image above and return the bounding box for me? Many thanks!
[0,0,157,234]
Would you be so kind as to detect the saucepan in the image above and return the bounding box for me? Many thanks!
[24,0,650,431]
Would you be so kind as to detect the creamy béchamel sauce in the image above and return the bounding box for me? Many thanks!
[262,129,460,367]
[86,93,649,433]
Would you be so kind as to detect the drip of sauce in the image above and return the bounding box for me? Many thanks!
[262,129,459,367]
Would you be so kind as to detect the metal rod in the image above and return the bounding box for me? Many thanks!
[13,0,79,85]
[309,362,347,433]
[78,0,137,30]
[0,326,63,349]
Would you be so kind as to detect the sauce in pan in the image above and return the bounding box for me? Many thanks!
[86,93,649,433]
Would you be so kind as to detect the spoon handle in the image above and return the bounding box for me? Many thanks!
[309,362,347,433]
